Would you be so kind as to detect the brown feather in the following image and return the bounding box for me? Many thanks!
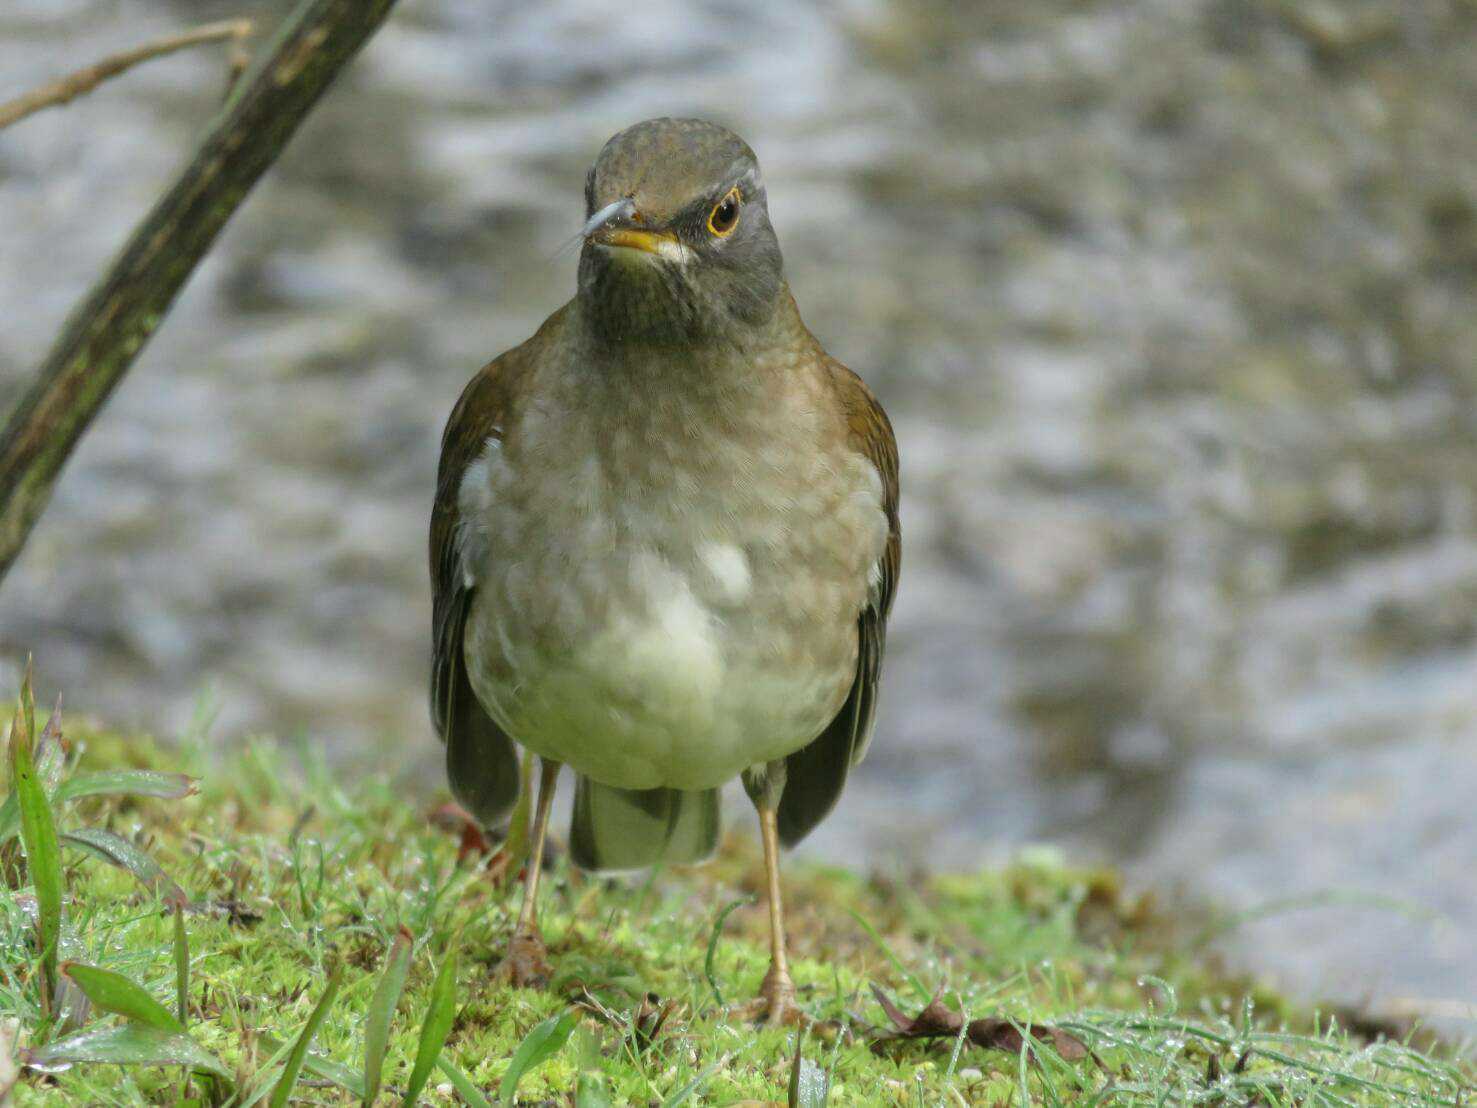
[777,354,900,846]
[428,309,563,825]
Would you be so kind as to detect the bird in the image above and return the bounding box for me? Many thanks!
[429,117,899,1025]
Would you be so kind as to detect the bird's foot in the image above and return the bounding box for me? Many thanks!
[494,929,550,989]
[733,964,805,1027]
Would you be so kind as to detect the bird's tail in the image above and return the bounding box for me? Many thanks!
[568,776,721,873]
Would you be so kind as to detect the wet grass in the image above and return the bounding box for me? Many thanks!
[1,691,1472,1105]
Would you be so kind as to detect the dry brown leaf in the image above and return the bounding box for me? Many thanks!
[869,985,1089,1062]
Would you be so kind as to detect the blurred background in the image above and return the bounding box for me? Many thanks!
[2,0,1476,1028]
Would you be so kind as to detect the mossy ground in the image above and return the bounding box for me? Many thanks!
[2,720,1471,1106]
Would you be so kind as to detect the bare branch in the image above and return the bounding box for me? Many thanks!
[0,19,255,132]
[0,0,401,579]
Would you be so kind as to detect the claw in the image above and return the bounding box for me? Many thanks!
[731,964,805,1026]
[495,930,550,989]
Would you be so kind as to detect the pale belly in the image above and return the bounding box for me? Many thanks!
[457,413,886,791]
[463,547,858,790]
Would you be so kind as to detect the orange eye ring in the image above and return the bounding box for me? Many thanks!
[707,188,741,237]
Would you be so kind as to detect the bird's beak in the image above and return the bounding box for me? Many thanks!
[582,198,682,258]
[592,226,680,255]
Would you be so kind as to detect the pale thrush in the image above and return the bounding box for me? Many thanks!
[430,117,900,1024]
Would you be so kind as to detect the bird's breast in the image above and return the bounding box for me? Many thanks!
[459,357,887,790]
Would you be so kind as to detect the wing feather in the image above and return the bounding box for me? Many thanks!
[429,315,554,826]
[777,357,900,846]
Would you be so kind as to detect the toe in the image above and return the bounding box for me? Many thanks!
[727,967,806,1026]
[497,931,551,989]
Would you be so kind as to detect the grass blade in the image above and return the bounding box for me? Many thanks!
[60,962,184,1032]
[363,925,413,1105]
[173,901,189,1027]
[60,828,187,907]
[0,700,65,844]
[19,661,35,750]
[659,1054,729,1107]
[703,896,751,1008]
[845,907,930,1005]
[0,703,66,839]
[575,1071,614,1107]
[54,770,197,804]
[403,942,458,1106]
[437,1054,496,1108]
[24,1023,230,1079]
[234,1035,297,1107]
[0,791,17,845]
[267,961,343,1108]
[943,991,969,1083]
[497,1010,578,1105]
[570,1023,611,1108]
[51,971,92,1034]
[301,1050,365,1098]
[788,1026,829,1108]
[259,1034,366,1098]
[33,698,65,792]
[10,686,63,1008]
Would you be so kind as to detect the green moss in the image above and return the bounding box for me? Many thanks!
[1,723,1470,1105]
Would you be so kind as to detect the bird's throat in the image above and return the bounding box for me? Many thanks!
[576,247,783,348]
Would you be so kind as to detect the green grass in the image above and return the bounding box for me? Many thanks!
[1,695,1472,1105]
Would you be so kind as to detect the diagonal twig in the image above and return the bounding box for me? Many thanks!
[0,19,255,132]
[0,0,402,581]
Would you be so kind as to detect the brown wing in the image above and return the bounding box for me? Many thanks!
[429,315,553,826]
[777,356,900,846]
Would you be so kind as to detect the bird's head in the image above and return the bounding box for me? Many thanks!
[577,118,785,344]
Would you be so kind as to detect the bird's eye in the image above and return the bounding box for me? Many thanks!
[707,188,741,237]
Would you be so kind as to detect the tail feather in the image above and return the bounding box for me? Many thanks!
[569,776,721,873]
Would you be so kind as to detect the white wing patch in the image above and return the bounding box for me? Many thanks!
[455,439,500,590]
[853,454,889,605]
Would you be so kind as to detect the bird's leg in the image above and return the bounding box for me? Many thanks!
[740,759,803,1026]
[499,757,560,988]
